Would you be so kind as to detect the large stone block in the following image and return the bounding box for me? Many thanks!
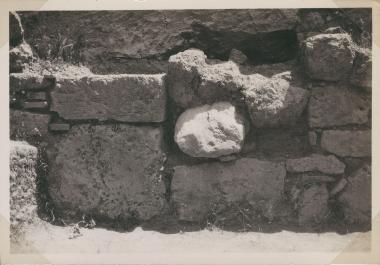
[10,72,55,92]
[50,74,166,122]
[46,124,166,221]
[303,33,355,81]
[174,102,247,158]
[308,86,370,128]
[10,109,50,141]
[321,130,371,157]
[286,154,345,175]
[10,141,38,230]
[338,164,371,225]
[350,48,372,90]
[171,158,286,222]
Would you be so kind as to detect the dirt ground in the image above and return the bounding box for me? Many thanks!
[12,220,370,253]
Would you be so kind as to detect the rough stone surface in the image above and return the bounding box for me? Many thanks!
[10,12,24,48]
[350,48,372,90]
[21,10,298,66]
[229,49,248,64]
[338,164,371,224]
[171,158,286,222]
[286,154,345,175]
[10,141,38,230]
[298,184,329,226]
[10,72,55,92]
[301,175,336,184]
[50,74,166,122]
[174,102,246,158]
[46,124,166,221]
[9,43,34,73]
[168,49,245,108]
[303,33,355,81]
[308,131,317,146]
[10,109,50,141]
[321,130,371,157]
[308,86,370,128]
[242,75,309,128]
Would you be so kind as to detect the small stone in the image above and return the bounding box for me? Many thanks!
[298,184,329,227]
[23,101,49,110]
[303,33,355,81]
[49,123,71,132]
[171,158,286,222]
[301,175,336,184]
[330,178,348,196]
[242,75,309,128]
[286,154,345,175]
[27,91,47,101]
[321,130,371,157]
[229,49,248,64]
[308,86,370,128]
[174,102,247,158]
[308,131,317,146]
[338,164,371,224]
[218,154,238,162]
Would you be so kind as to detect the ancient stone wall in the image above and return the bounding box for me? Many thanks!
[9,9,371,233]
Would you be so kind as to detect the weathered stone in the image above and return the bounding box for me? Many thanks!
[242,75,309,128]
[286,154,345,175]
[21,10,298,68]
[10,109,50,141]
[23,101,49,110]
[229,49,248,64]
[168,49,245,108]
[27,91,47,101]
[50,74,166,122]
[49,123,71,132]
[321,130,371,157]
[10,72,55,92]
[298,184,329,226]
[338,164,371,224]
[174,102,246,158]
[10,141,38,231]
[9,43,34,73]
[171,158,286,222]
[9,12,24,48]
[324,27,345,34]
[308,131,317,146]
[330,178,348,196]
[297,12,325,32]
[350,48,372,90]
[308,86,370,128]
[303,33,355,81]
[46,124,166,221]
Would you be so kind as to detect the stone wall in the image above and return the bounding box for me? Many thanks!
[9,9,371,233]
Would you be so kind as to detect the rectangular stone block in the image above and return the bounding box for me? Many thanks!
[308,86,370,128]
[46,124,166,221]
[171,158,286,222]
[49,123,71,132]
[27,91,47,101]
[321,130,371,157]
[23,101,49,110]
[10,73,55,92]
[50,74,166,122]
[10,109,50,140]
